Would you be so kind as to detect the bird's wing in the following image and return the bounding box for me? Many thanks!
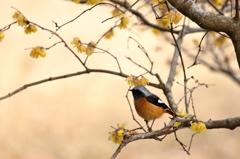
[146,94,169,110]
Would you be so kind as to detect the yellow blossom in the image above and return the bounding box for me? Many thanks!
[24,25,38,34]
[108,122,127,144]
[86,41,97,55]
[86,0,101,5]
[214,36,227,46]
[152,28,161,35]
[111,9,123,18]
[77,44,86,53]
[0,32,5,42]
[71,37,81,48]
[18,18,29,27]
[133,79,141,86]
[118,17,130,29]
[104,29,114,39]
[125,76,134,85]
[73,0,81,3]
[12,11,23,20]
[190,121,207,133]
[174,122,181,127]
[157,19,170,28]
[30,46,46,58]
[140,76,149,86]
[176,109,188,118]
[212,0,222,5]
[172,12,182,24]
[166,11,175,20]
[159,1,167,10]
[108,131,123,144]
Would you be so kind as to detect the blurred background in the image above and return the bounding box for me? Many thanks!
[0,0,239,159]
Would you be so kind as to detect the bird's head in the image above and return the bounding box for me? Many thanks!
[129,85,152,101]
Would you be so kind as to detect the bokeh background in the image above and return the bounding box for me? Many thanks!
[0,0,240,159]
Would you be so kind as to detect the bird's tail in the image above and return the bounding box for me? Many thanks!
[165,109,178,117]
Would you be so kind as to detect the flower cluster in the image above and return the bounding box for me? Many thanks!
[118,17,130,29]
[165,11,183,24]
[71,37,96,55]
[108,123,137,144]
[125,76,149,86]
[173,109,189,127]
[12,11,38,34]
[190,121,207,133]
[86,41,97,55]
[111,9,123,18]
[104,29,114,39]
[30,46,46,58]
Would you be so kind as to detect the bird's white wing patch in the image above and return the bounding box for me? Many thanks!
[158,99,164,103]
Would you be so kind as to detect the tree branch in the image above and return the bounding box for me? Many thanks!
[167,0,240,68]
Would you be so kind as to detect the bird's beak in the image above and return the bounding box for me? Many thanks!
[128,89,132,91]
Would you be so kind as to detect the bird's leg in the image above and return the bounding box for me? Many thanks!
[150,119,155,130]
[144,120,152,132]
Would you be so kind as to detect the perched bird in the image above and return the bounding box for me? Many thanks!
[129,85,175,131]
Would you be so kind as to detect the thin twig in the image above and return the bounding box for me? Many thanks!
[174,131,190,155]
[188,31,209,68]
[188,133,198,152]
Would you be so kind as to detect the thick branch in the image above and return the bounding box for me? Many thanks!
[205,116,240,130]
[167,0,240,68]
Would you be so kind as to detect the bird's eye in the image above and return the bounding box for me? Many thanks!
[158,99,164,103]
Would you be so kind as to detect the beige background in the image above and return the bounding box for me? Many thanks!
[0,0,240,159]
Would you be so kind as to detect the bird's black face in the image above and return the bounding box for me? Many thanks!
[130,89,145,101]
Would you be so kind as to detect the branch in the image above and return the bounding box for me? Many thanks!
[205,117,240,130]
[167,0,240,68]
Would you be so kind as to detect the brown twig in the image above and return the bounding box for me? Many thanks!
[174,131,190,155]
[188,31,209,68]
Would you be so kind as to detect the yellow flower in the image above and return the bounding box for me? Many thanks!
[86,0,101,5]
[126,76,134,85]
[0,32,5,42]
[214,36,227,46]
[73,0,81,3]
[174,122,181,127]
[176,109,188,118]
[77,44,86,53]
[12,11,23,20]
[118,17,130,29]
[24,25,38,34]
[166,11,175,20]
[18,18,29,27]
[111,9,123,18]
[86,41,96,55]
[108,122,127,144]
[152,28,161,35]
[157,19,170,28]
[104,29,114,39]
[172,12,183,24]
[140,76,149,86]
[71,37,81,48]
[212,0,222,5]
[190,121,207,133]
[30,46,46,58]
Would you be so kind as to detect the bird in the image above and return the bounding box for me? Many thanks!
[129,85,175,131]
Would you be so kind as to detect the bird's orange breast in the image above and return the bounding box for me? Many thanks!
[134,97,165,121]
